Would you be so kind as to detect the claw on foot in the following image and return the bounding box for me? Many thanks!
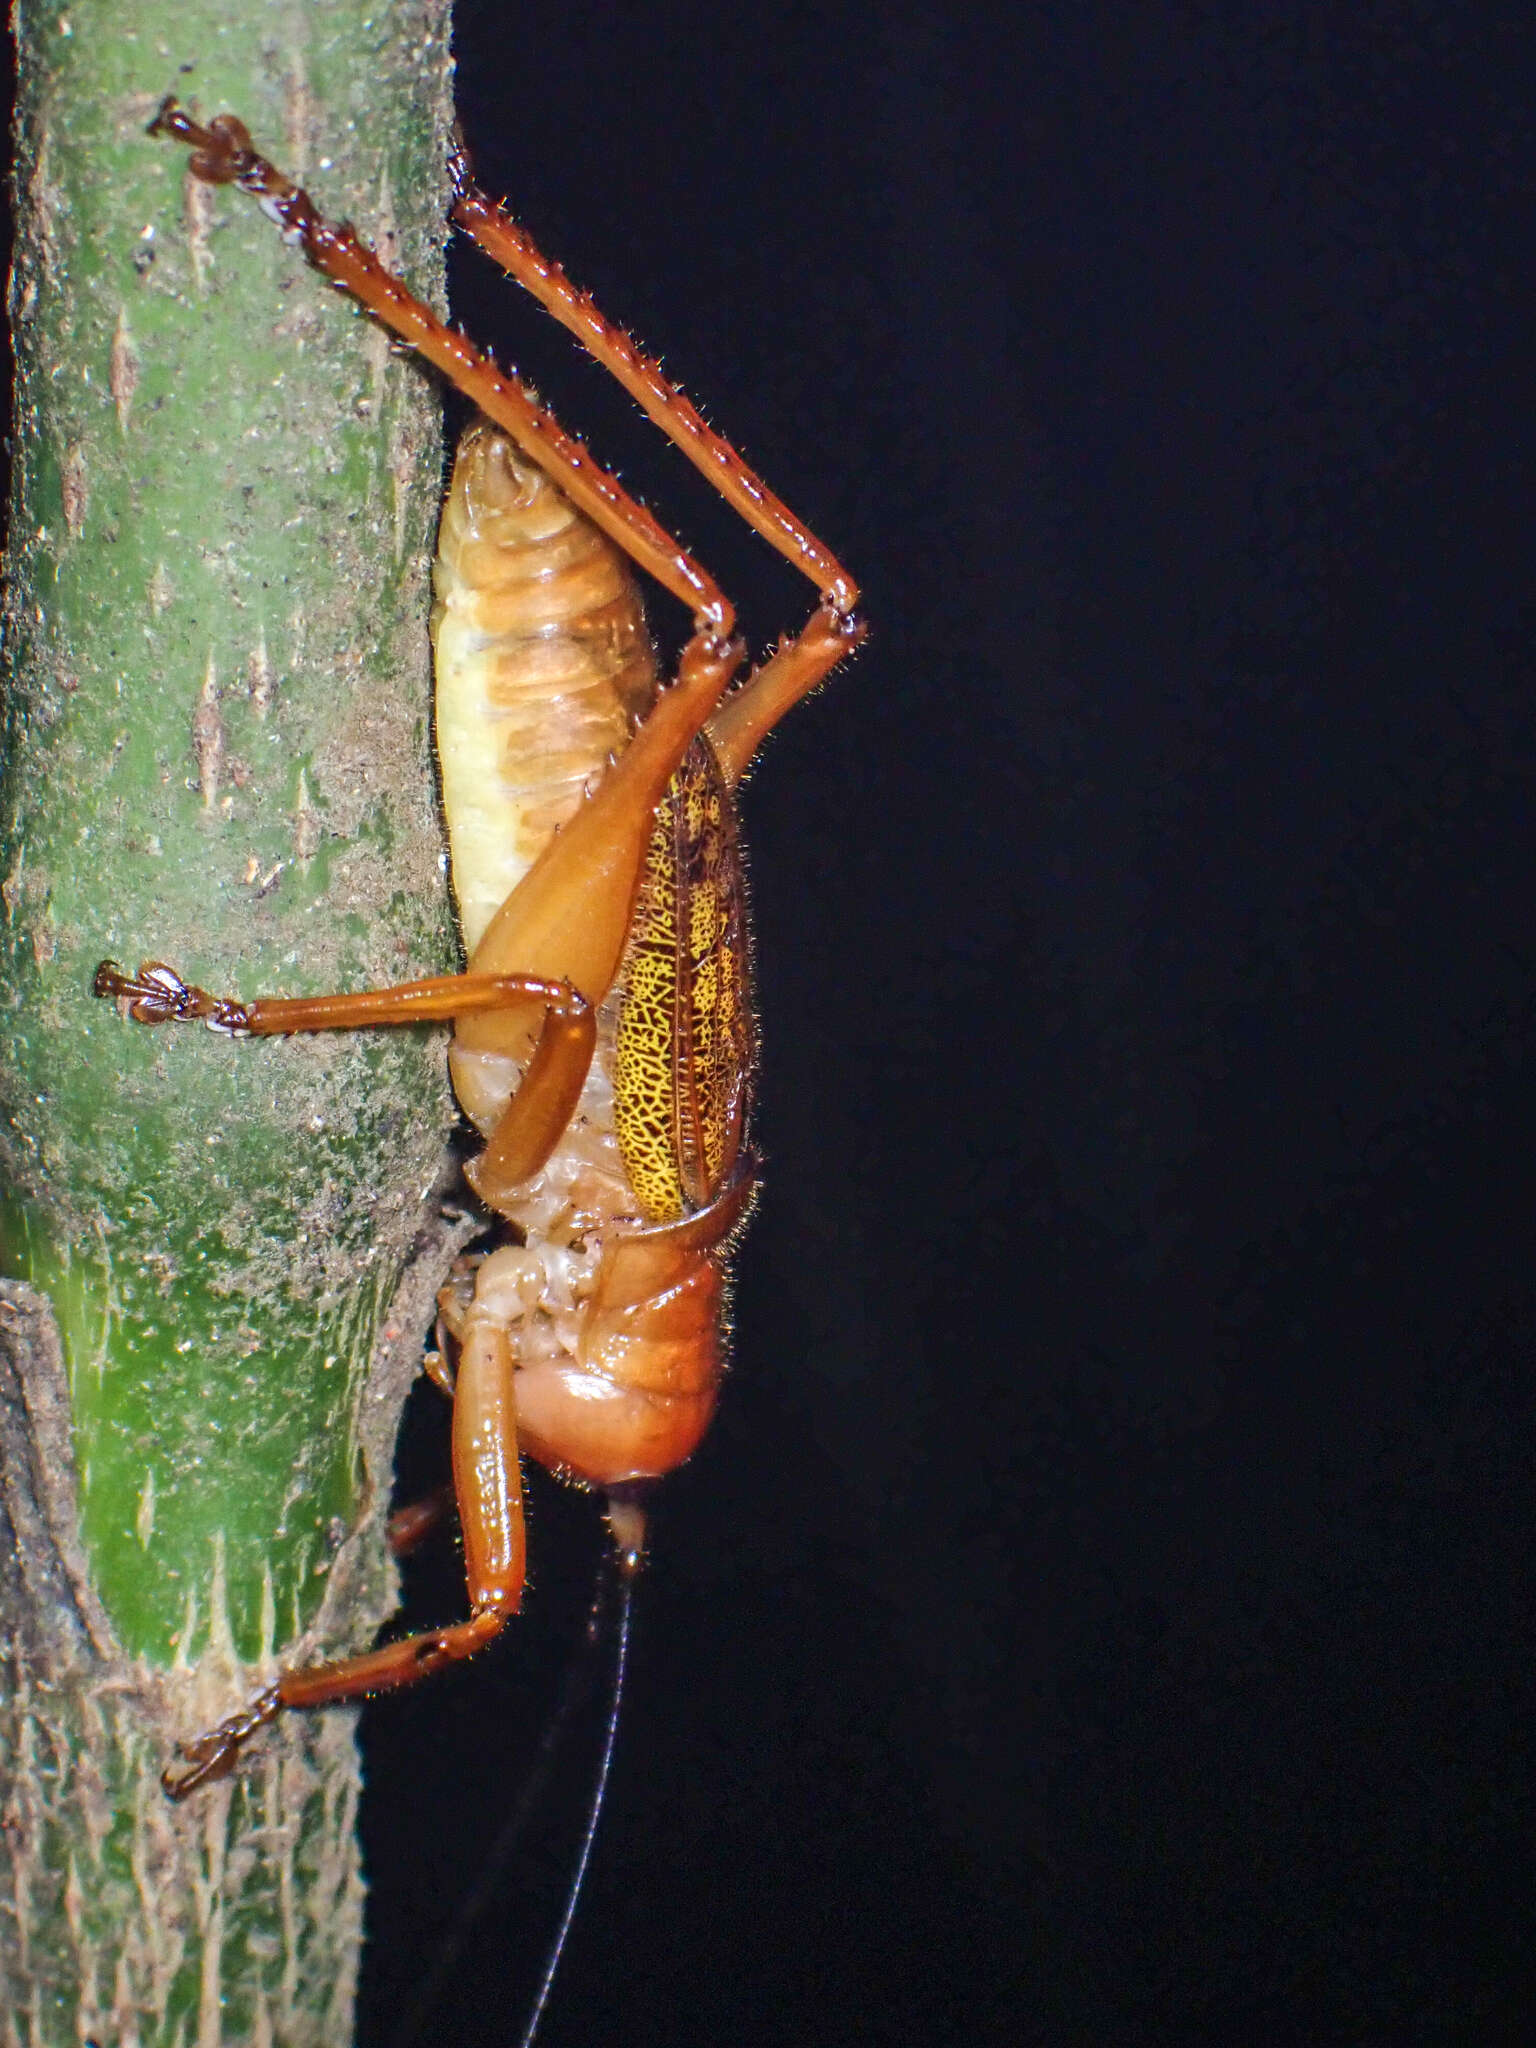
[161,1681,283,1801]
[147,96,254,186]
[93,959,251,1034]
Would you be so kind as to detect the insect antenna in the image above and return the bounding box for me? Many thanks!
[514,1560,635,2048]
[386,1546,636,2048]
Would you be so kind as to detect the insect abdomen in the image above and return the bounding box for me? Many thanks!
[431,421,658,955]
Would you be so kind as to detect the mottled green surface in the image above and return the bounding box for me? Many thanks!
[1,1645,368,2048]
[3,8,459,2038]
[1,2,456,1667]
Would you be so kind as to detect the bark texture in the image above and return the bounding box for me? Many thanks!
[1,4,460,2038]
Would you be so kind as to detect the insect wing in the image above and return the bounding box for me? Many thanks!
[615,738,754,1221]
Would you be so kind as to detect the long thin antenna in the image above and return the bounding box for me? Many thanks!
[515,1568,634,2048]
[388,1555,623,2048]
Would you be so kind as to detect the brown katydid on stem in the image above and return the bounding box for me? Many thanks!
[93,97,866,1800]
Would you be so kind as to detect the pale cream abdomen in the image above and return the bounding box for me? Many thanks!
[431,421,658,955]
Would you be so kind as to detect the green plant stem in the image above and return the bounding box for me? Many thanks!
[1,4,457,2038]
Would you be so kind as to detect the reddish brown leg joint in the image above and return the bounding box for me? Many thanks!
[443,129,862,621]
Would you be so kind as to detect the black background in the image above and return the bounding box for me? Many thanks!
[362,5,1536,2043]
[18,3,1536,2043]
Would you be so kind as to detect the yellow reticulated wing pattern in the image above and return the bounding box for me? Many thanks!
[615,735,754,1222]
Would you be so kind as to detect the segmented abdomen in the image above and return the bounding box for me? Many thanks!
[431,420,658,955]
